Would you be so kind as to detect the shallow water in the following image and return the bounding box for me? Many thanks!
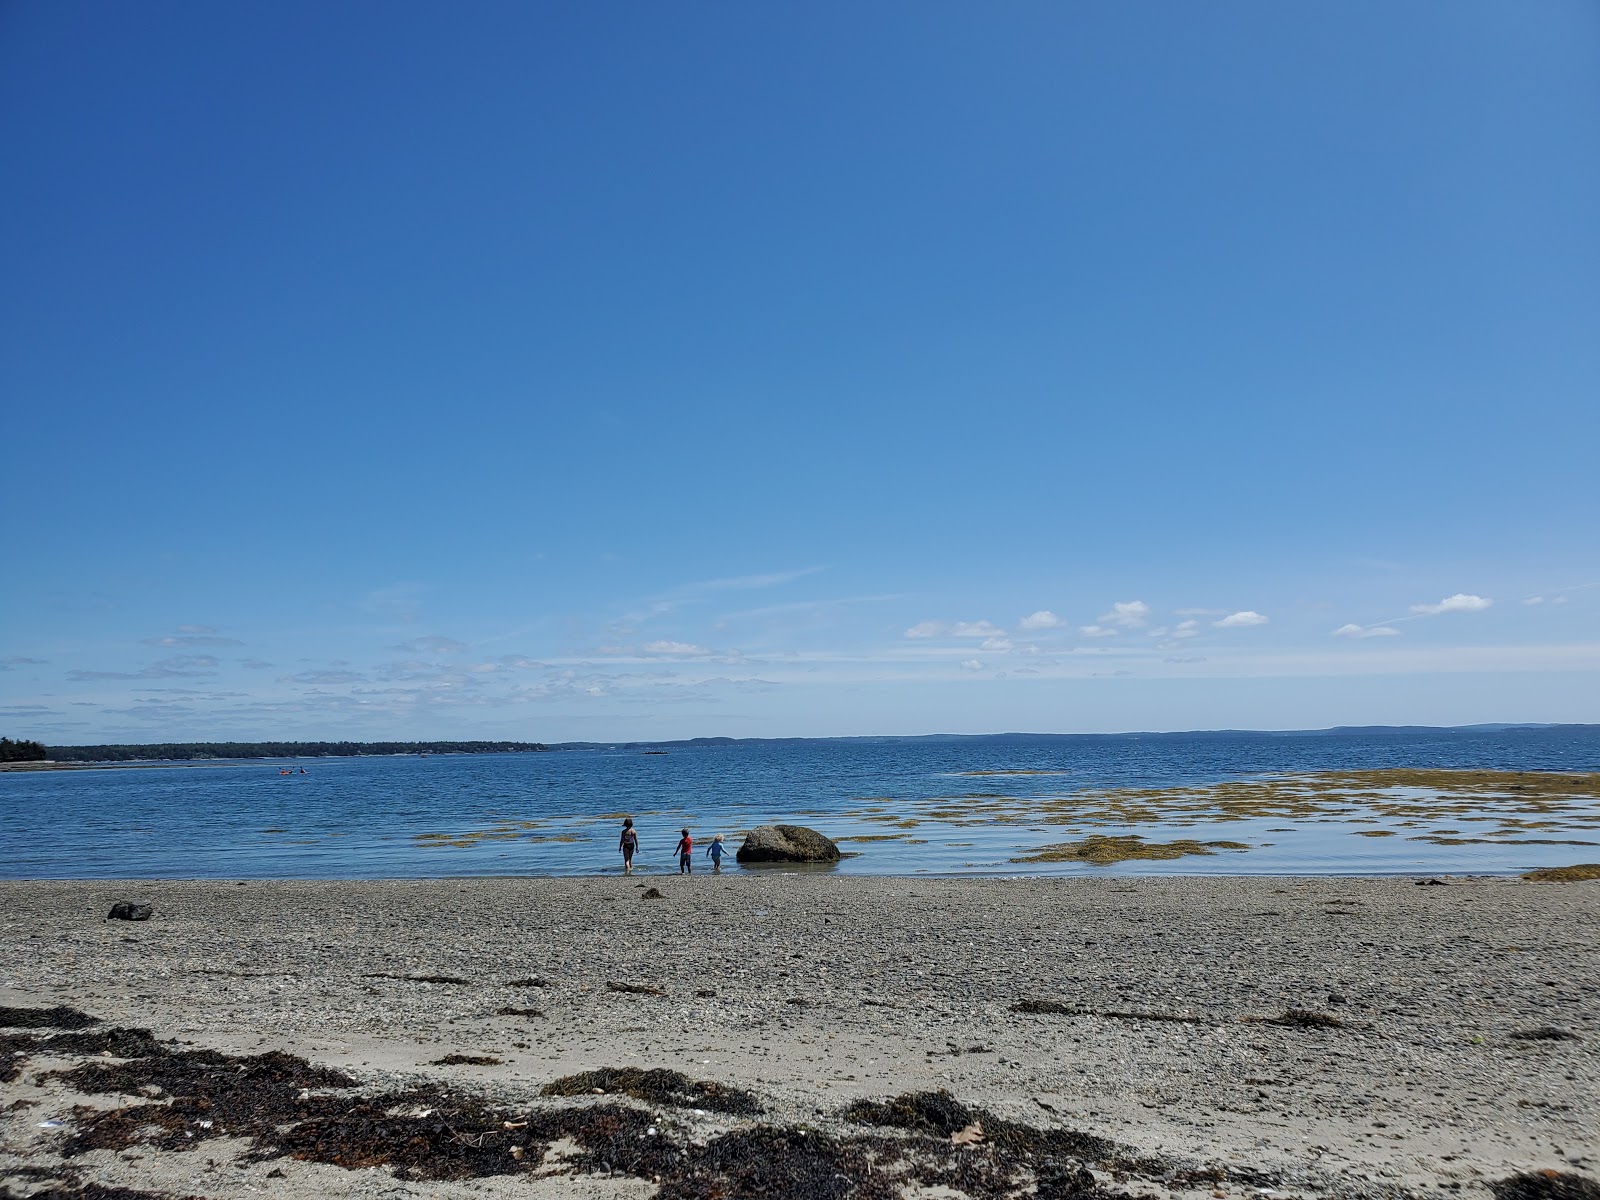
[3,728,1598,879]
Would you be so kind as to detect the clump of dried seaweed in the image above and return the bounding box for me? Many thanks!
[542,1066,761,1116]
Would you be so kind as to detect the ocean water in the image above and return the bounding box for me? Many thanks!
[3,729,1598,879]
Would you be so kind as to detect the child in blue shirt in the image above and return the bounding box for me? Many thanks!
[705,833,729,873]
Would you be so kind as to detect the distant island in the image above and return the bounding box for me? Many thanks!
[37,740,548,763]
[10,724,1595,766]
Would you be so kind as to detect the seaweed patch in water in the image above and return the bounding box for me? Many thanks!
[542,1066,762,1116]
[1011,835,1249,864]
[1523,863,1600,882]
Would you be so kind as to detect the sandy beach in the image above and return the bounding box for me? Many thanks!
[2,873,1596,1199]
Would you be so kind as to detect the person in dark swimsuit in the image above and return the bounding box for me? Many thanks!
[619,817,639,875]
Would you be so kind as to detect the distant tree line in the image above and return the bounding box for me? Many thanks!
[43,740,548,762]
[1,737,48,762]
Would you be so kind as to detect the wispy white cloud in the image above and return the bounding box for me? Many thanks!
[903,620,1004,639]
[277,669,368,685]
[142,634,244,647]
[640,640,714,657]
[391,636,469,655]
[980,637,1013,652]
[69,655,221,681]
[1410,593,1492,615]
[1214,611,1269,628]
[1522,596,1545,606]
[1018,610,1062,631]
[1333,623,1400,638]
[959,659,984,671]
[176,624,219,635]
[1078,625,1119,638]
[1097,600,1150,629]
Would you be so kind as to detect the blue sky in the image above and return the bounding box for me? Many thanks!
[2,1,1596,744]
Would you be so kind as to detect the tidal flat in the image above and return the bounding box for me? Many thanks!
[2,874,1596,1199]
[384,768,1600,872]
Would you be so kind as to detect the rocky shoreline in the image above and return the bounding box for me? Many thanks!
[1,874,1596,1199]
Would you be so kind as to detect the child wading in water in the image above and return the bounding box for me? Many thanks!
[706,833,729,873]
[618,818,639,875]
[673,827,693,874]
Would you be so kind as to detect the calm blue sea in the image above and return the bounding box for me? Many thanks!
[4,729,1599,879]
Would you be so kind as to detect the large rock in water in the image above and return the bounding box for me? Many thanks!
[736,824,841,864]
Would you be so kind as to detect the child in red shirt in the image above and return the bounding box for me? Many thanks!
[673,828,693,874]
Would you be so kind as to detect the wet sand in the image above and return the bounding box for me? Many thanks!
[2,874,1596,1198]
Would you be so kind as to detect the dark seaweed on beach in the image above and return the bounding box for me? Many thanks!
[1265,1009,1344,1029]
[0,1004,101,1029]
[53,1046,358,1156]
[1491,1171,1600,1200]
[542,1066,762,1115]
[0,1165,199,1200]
[1011,1000,1211,1025]
[843,1089,1117,1162]
[1,1025,165,1083]
[363,972,470,984]
[431,1053,504,1065]
[605,980,666,996]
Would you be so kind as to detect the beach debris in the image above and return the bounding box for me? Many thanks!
[542,1067,762,1115]
[695,988,718,998]
[735,824,842,863]
[363,972,470,984]
[1509,1026,1580,1042]
[1523,863,1600,883]
[1490,1170,1600,1199]
[951,1120,984,1146]
[0,1004,100,1030]
[641,887,665,899]
[106,902,153,921]
[432,1054,504,1066]
[507,977,551,988]
[38,1117,67,1129]
[605,981,665,996]
[1416,878,1450,886]
[494,1007,544,1019]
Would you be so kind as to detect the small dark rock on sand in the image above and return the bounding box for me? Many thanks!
[736,824,842,864]
[106,902,153,921]
[1510,1026,1580,1042]
[641,887,665,899]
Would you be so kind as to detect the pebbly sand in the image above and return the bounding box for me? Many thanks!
[1,873,1596,1199]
